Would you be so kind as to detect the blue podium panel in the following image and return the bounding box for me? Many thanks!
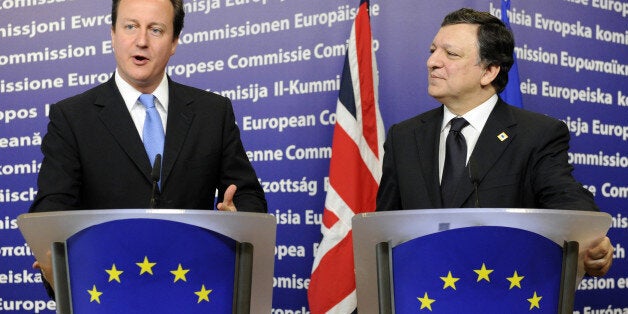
[66,219,237,313]
[392,226,563,313]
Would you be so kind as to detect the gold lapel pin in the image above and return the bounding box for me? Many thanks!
[497,132,509,142]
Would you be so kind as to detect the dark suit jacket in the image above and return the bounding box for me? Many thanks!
[376,99,598,212]
[30,76,266,213]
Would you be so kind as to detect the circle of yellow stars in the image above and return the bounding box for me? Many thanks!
[416,262,543,311]
[86,256,213,305]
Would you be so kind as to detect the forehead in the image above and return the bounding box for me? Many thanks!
[432,23,479,50]
[116,0,174,23]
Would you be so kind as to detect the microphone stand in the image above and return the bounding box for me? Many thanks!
[468,157,480,208]
[150,154,162,209]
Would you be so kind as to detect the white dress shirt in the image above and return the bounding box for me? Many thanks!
[438,94,498,183]
[115,70,169,139]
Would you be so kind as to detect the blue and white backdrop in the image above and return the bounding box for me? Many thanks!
[0,0,626,312]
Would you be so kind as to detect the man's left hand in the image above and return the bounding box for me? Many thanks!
[584,236,613,277]
[217,184,237,212]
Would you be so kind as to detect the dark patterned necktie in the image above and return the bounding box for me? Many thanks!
[441,117,469,207]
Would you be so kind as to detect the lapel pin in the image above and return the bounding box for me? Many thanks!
[497,132,509,142]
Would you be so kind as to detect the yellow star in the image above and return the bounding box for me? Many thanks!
[105,264,124,283]
[136,256,156,275]
[195,284,212,303]
[417,292,435,311]
[87,285,103,304]
[440,271,460,290]
[170,264,190,282]
[506,270,524,289]
[527,291,542,309]
[473,263,494,282]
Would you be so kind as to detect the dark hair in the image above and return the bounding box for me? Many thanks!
[442,8,514,93]
[112,0,185,39]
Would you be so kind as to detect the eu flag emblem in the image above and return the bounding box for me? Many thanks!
[66,219,237,313]
[392,226,563,313]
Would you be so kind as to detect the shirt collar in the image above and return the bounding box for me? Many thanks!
[115,70,169,112]
[441,94,498,132]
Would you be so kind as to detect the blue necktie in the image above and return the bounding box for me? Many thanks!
[441,117,469,207]
[138,94,165,169]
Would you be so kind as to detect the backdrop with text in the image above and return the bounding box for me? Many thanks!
[0,0,626,312]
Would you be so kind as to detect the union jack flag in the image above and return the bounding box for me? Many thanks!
[308,0,384,312]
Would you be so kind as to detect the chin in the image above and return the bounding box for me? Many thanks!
[427,88,441,98]
[128,72,153,83]
[428,92,447,103]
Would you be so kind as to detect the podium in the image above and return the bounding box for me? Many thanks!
[17,209,276,314]
[352,208,612,314]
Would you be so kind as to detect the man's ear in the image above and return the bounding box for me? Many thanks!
[480,64,500,87]
[170,37,179,56]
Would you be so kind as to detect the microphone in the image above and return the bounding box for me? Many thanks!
[468,157,480,207]
[150,154,161,209]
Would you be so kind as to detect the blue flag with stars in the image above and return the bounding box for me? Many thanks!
[392,226,563,313]
[66,219,237,313]
[500,0,524,108]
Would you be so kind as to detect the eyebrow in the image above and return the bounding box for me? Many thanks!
[120,18,168,28]
[431,43,457,51]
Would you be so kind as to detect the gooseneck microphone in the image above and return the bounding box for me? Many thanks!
[150,154,162,209]
[468,157,480,208]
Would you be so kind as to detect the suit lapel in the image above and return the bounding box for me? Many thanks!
[449,100,517,207]
[414,107,444,208]
[161,80,194,187]
[96,79,153,182]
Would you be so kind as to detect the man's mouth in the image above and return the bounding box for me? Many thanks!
[429,72,444,80]
[133,55,150,65]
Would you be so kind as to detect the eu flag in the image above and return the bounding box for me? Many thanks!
[66,219,237,313]
[500,0,524,108]
[392,226,563,313]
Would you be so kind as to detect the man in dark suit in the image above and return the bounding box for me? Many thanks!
[376,8,613,277]
[30,0,266,293]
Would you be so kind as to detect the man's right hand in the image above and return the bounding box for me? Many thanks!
[32,250,54,290]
